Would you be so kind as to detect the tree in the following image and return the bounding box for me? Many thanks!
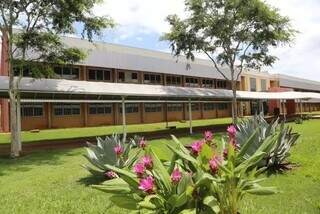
[0,0,114,157]
[163,0,296,124]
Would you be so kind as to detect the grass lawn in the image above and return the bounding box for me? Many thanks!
[0,117,232,145]
[0,120,320,213]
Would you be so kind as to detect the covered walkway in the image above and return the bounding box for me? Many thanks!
[0,76,320,136]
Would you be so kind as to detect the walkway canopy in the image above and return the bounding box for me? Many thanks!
[1,76,320,102]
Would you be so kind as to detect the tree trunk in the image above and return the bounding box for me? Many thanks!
[9,89,20,157]
[231,81,238,124]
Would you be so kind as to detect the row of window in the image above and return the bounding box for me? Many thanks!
[250,78,268,92]
[21,103,229,117]
[15,65,229,89]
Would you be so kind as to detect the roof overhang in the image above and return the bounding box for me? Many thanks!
[0,76,320,102]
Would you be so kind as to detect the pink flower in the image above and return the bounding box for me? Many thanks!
[105,170,118,179]
[114,145,123,156]
[209,156,221,174]
[139,176,155,194]
[223,148,228,159]
[139,138,147,149]
[204,131,213,142]
[171,168,182,184]
[191,140,204,155]
[134,162,145,177]
[142,156,153,169]
[227,125,237,138]
[229,138,240,151]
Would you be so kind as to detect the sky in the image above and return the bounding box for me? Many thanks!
[92,0,320,81]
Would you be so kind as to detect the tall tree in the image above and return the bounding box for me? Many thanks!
[163,0,296,123]
[0,0,114,157]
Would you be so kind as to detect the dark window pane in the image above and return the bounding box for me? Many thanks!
[132,73,138,80]
[88,70,96,80]
[96,70,104,80]
[104,70,111,80]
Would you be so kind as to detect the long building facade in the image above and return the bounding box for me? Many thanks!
[0,36,320,132]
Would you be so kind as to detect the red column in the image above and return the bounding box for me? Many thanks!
[0,32,10,132]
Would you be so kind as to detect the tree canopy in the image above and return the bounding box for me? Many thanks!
[163,0,296,81]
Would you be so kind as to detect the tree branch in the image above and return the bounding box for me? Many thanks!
[204,50,230,81]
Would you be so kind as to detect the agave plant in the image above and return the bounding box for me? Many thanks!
[267,124,300,170]
[93,130,277,214]
[83,134,143,178]
[236,114,299,170]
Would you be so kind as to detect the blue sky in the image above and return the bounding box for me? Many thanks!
[90,0,320,81]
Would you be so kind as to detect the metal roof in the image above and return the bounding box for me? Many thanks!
[1,77,320,102]
[59,36,235,80]
[274,74,320,92]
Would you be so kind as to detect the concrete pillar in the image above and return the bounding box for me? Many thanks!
[83,103,88,127]
[121,97,126,142]
[47,103,52,129]
[188,100,193,134]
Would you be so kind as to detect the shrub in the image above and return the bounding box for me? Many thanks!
[93,129,277,213]
[236,114,299,170]
[83,134,144,179]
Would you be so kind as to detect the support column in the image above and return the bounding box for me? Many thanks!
[121,97,126,142]
[17,99,22,151]
[83,103,88,127]
[164,102,168,128]
[47,103,52,129]
[300,99,303,118]
[261,100,264,117]
[188,99,193,134]
[282,100,286,121]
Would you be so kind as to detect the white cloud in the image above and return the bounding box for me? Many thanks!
[94,0,320,81]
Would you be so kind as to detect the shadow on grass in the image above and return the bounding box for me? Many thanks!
[77,174,106,186]
[0,148,81,176]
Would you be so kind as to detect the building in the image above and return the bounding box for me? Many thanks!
[0,36,320,132]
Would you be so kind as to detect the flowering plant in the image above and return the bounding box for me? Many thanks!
[94,128,277,213]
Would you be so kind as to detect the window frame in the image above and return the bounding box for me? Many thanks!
[88,103,112,115]
[53,103,81,116]
[21,103,44,117]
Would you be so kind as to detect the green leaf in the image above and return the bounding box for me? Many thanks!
[109,195,138,210]
[104,164,139,190]
[246,187,278,195]
[149,148,172,193]
[167,144,197,164]
[203,196,220,213]
[92,178,131,194]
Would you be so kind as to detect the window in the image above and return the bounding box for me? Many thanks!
[118,71,139,83]
[204,103,215,111]
[54,66,79,80]
[166,75,181,86]
[21,103,43,117]
[185,77,199,87]
[191,103,200,111]
[119,103,139,113]
[53,103,81,116]
[88,69,111,81]
[89,104,112,115]
[217,103,228,110]
[144,73,162,84]
[216,80,227,88]
[167,103,183,112]
[250,78,257,91]
[13,67,32,77]
[202,79,215,88]
[144,103,162,112]
[261,79,267,92]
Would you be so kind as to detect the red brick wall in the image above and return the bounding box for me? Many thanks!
[0,32,10,132]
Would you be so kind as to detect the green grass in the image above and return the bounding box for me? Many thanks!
[0,120,319,213]
[0,117,232,144]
